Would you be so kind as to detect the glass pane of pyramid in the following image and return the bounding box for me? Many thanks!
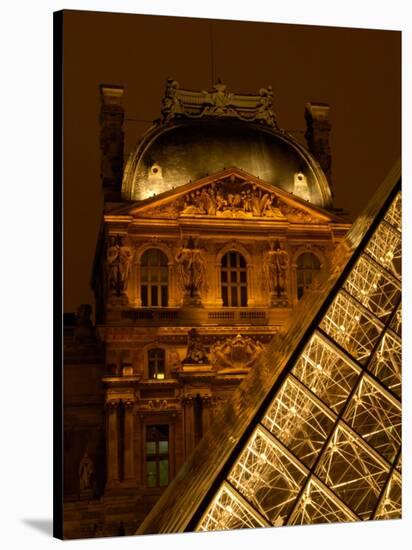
[137,175,401,535]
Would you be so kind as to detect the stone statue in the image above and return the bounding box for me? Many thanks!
[79,452,94,493]
[106,236,121,291]
[119,245,133,290]
[183,328,209,364]
[175,237,207,304]
[263,241,290,298]
[161,78,182,122]
[256,86,277,126]
[106,235,133,295]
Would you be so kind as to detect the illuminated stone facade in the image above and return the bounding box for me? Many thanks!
[63,81,351,538]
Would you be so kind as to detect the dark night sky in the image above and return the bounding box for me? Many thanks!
[63,10,400,313]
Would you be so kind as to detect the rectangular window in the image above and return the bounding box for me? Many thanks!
[221,252,248,307]
[146,425,169,488]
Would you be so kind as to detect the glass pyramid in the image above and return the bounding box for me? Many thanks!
[138,163,401,534]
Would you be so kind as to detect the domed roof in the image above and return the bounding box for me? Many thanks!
[122,82,333,208]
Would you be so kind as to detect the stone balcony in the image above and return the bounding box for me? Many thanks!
[119,307,289,327]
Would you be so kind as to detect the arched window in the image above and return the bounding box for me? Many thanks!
[141,249,168,307]
[148,348,166,380]
[221,251,247,307]
[296,252,321,299]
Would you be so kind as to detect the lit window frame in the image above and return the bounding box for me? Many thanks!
[148,348,166,380]
[140,248,169,307]
[221,251,248,307]
[145,424,170,488]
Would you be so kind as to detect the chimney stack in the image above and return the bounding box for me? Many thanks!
[305,103,332,194]
[99,84,125,202]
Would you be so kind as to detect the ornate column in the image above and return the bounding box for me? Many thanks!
[105,400,120,486]
[123,399,135,482]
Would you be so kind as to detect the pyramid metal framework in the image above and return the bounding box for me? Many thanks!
[196,190,401,530]
[138,165,401,534]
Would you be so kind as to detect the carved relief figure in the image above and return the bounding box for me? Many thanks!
[183,328,209,364]
[211,334,264,370]
[179,178,288,219]
[201,81,235,116]
[263,241,290,298]
[175,237,207,304]
[79,452,94,492]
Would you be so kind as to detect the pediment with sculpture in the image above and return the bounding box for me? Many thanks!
[128,170,335,224]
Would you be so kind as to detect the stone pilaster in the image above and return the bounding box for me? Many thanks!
[105,400,120,487]
[123,400,135,482]
[183,397,195,457]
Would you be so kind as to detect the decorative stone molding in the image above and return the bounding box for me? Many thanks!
[291,244,325,268]
[160,79,279,128]
[134,240,173,264]
[136,176,318,222]
[210,334,264,370]
[140,398,178,411]
[105,399,120,410]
